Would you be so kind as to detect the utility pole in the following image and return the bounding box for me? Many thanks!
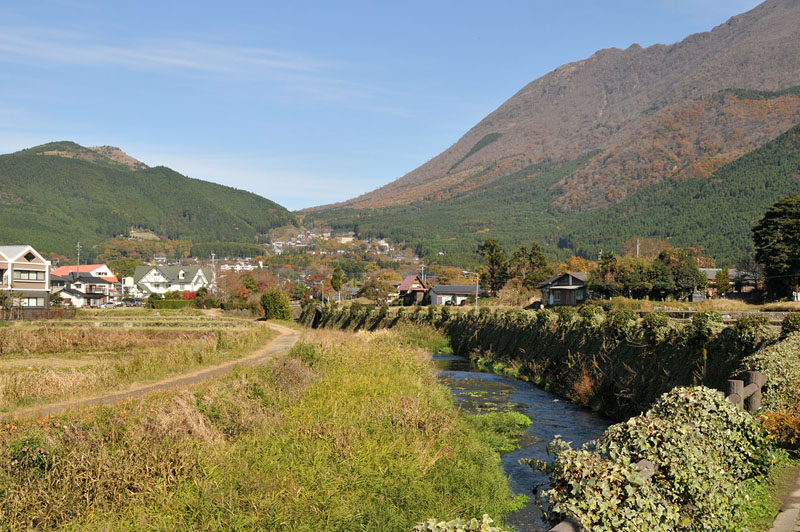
[76,242,82,275]
[211,252,217,293]
[420,263,425,283]
[636,239,640,258]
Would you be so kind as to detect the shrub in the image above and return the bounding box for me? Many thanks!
[689,311,724,342]
[761,412,800,449]
[733,315,773,353]
[260,288,292,320]
[641,311,669,343]
[781,312,800,337]
[413,515,511,532]
[535,386,771,532]
[149,299,194,309]
[742,332,800,415]
[605,309,637,338]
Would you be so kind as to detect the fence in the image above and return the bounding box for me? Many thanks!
[548,372,768,532]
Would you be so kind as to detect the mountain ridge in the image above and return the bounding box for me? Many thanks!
[309,0,800,213]
[0,141,295,256]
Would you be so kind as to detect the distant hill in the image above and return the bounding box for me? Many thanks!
[0,141,295,256]
[306,0,800,264]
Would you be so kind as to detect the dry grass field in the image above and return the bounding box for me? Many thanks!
[0,309,276,412]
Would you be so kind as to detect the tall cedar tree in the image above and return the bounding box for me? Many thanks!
[753,194,800,298]
[716,267,731,296]
[477,239,509,296]
[330,265,346,302]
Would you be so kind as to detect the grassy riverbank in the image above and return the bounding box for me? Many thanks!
[0,327,524,531]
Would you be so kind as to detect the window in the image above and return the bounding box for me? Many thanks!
[24,252,36,261]
[178,270,186,280]
[12,270,45,281]
[21,297,45,307]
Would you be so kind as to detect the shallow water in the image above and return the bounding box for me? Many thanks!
[433,354,611,532]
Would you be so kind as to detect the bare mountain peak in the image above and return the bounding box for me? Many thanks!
[87,145,148,170]
[22,141,149,171]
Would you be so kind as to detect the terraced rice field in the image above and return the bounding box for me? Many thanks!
[0,309,275,412]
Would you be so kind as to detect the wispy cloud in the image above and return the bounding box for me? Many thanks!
[0,28,324,75]
[0,27,407,113]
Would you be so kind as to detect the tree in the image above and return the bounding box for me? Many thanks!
[509,242,553,289]
[715,267,731,297]
[331,265,346,303]
[753,194,800,299]
[477,239,509,296]
[261,288,292,320]
[589,252,623,298]
[108,257,146,278]
[654,248,707,300]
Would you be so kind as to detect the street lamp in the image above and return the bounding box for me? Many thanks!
[461,270,479,312]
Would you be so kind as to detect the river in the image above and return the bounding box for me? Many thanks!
[433,354,611,532]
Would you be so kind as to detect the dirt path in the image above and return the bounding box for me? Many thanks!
[8,322,300,419]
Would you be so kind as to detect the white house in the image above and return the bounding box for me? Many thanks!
[429,284,483,306]
[133,265,214,296]
[51,273,112,308]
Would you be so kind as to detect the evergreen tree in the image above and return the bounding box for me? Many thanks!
[331,265,346,303]
[716,267,731,297]
[753,194,800,299]
[261,288,292,320]
[477,239,509,296]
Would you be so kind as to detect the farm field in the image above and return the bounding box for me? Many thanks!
[0,309,277,413]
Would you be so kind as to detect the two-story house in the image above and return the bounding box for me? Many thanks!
[51,264,119,301]
[133,265,214,296]
[51,272,113,308]
[0,245,51,309]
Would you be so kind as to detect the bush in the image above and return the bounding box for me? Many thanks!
[605,309,637,338]
[535,386,771,532]
[761,411,800,449]
[781,312,800,337]
[641,312,669,343]
[689,311,724,342]
[149,299,194,309]
[733,315,773,353]
[413,515,511,532]
[261,289,292,320]
[742,332,800,415]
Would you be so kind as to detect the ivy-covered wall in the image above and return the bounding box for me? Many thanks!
[300,303,797,420]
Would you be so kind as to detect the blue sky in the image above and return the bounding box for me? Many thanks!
[0,0,761,210]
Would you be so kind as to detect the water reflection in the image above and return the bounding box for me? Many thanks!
[433,354,611,532]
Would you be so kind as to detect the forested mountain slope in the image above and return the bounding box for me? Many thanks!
[308,122,800,266]
[306,0,800,265]
[0,142,295,255]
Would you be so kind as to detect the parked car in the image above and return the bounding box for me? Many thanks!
[99,302,117,309]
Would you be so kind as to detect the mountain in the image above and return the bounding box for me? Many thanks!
[307,0,800,264]
[0,141,295,256]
